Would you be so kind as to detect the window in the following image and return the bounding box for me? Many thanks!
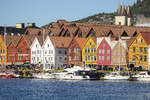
[85,48,87,53]
[144,47,147,53]
[65,50,67,55]
[99,56,101,60]
[144,56,147,61]
[91,48,93,53]
[74,56,77,60]
[107,56,110,61]
[51,50,53,54]
[91,56,93,61]
[27,49,29,54]
[85,56,87,61]
[94,48,96,53]
[69,48,71,53]
[102,49,105,54]
[132,55,136,61]
[133,47,136,53]
[49,50,51,54]
[89,42,92,45]
[94,56,96,61]
[99,49,101,54]
[88,56,90,61]
[77,48,80,52]
[76,56,79,60]
[88,48,90,53]
[47,44,49,47]
[26,56,29,60]
[102,56,104,61]
[36,44,38,48]
[140,56,143,61]
[69,56,71,61]
[107,50,110,54]
[103,43,105,47]
[74,48,76,53]
[140,47,143,53]
[58,50,61,54]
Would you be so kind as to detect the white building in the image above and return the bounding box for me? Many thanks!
[42,36,72,70]
[30,36,43,65]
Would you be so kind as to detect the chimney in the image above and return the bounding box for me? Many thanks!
[27,23,36,28]
[16,23,25,28]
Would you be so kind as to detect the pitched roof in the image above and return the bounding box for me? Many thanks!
[50,37,73,48]
[141,32,150,45]
[23,35,36,47]
[74,38,88,49]
[2,35,22,47]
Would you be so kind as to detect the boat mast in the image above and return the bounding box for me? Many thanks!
[42,28,45,70]
[4,25,6,72]
[118,30,121,73]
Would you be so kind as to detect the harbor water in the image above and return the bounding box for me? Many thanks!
[0,79,150,100]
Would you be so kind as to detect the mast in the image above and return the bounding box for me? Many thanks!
[118,30,121,73]
[4,26,6,72]
[42,28,45,70]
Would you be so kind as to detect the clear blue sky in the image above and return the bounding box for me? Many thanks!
[0,0,137,27]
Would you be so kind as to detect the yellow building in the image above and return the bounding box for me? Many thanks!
[0,35,7,67]
[128,32,148,70]
[82,38,97,66]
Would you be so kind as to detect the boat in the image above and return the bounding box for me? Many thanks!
[33,72,54,79]
[0,72,20,78]
[129,71,150,81]
[103,71,129,80]
[53,66,90,80]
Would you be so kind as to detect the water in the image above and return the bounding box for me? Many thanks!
[0,79,150,100]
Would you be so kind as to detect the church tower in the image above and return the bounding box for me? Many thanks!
[115,5,133,26]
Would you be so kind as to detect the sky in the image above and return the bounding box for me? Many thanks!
[0,0,137,27]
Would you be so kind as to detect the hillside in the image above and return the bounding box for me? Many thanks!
[42,0,150,28]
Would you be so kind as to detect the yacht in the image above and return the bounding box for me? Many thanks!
[33,72,54,79]
[103,71,129,80]
[53,66,90,80]
[130,71,150,81]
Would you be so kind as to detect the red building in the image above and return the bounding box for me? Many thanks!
[67,38,87,67]
[7,35,22,65]
[15,35,35,64]
[97,38,111,66]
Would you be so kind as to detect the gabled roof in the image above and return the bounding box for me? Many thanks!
[50,37,73,48]
[2,35,22,47]
[36,35,47,46]
[74,38,88,49]
[23,35,36,47]
[141,32,150,45]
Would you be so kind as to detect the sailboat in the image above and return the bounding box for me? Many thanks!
[103,34,129,80]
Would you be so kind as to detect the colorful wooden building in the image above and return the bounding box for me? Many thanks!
[67,38,87,66]
[82,38,97,66]
[0,35,7,66]
[111,39,128,69]
[128,32,148,70]
[97,37,111,66]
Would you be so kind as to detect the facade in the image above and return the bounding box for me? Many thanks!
[97,37,111,66]
[15,35,35,65]
[0,35,7,66]
[128,32,148,70]
[111,40,128,69]
[67,38,87,66]
[41,35,54,70]
[7,35,22,65]
[82,38,97,66]
[30,36,43,64]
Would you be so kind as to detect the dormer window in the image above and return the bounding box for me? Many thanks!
[47,44,49,47]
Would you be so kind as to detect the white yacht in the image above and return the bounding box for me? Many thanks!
[33,72,54,79]
[130,71,150,81]
[53,66,90,80]
[103,72,129,80]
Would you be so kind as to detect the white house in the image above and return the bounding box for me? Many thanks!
[42,36,55,70]
[42,36,72,70]
[30,36,43,65]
